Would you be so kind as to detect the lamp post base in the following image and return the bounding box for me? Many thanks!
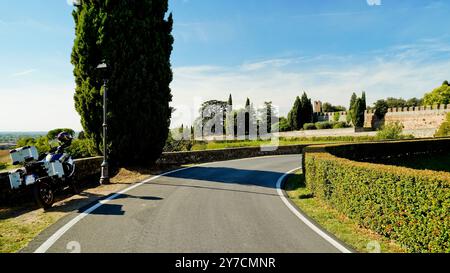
[100,177,110,185]
[100,161,110,185]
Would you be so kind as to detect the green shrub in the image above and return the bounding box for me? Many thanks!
[277,117,292,132]
[304,141,450,253]
[163,131,194,152]
[315,121,333,130]
[0,162,7,170]
[67,139,98,159]
[332,121,348,129]
[376,121,406,140]
[16,136,51,155]
[16,134,97,160]
[333,112,341,122]
[435,113,450,137]
[303,123,317,130]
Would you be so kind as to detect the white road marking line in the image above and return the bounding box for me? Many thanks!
[276,167,353,253]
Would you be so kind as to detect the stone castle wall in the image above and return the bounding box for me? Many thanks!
[315,104,450,137]
[364,104,450,131]
[315,111,349,123]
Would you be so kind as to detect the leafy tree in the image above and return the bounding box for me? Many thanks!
[199,100,227,135]
[258,101,275,134]
[385,97,407,108]
[423,81,450,105]
[406,97,423,107]
[374,99,389,120]
[435,113,450,137]
[322,103,346,112]
[276,117,291,132]
[67,139,98,159]
[72,0,174,166]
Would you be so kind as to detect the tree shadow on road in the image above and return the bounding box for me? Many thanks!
[164,166,290,189]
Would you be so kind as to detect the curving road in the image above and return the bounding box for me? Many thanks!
[26,155,349,253]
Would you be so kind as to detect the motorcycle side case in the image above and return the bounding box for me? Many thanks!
[8,171,22,190]
[45,161,65,178]
[10,146,39,165]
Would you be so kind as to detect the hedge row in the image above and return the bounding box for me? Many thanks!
[326,137,450,161]
[303,141,450,253]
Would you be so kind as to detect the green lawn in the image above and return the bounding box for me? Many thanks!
[191,136,378,151]
[284,171,406,253]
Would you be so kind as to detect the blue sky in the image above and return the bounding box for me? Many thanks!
[1,0,449,131]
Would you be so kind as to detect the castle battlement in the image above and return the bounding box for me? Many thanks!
[365,104,450,114]
[316,111,347,116]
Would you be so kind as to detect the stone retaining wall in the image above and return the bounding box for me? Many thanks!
[157,144,306,165]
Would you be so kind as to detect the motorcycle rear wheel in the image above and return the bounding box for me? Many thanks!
[33,181,55,209]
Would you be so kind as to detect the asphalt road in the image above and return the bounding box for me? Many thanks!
[27,155,347,253]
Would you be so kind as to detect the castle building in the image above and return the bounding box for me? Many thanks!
[314,101,322,113]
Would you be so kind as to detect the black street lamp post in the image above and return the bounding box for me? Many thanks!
[97,62,110,184]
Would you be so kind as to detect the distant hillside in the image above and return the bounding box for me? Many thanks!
[0,132,46,144]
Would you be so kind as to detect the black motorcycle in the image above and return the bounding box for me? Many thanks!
[8,132,77,209]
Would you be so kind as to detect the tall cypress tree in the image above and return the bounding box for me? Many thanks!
[348,92,358,124]
[245,98,250,137]
[287,96,301,130]
[227,94,233,110]
[361,91,367,111]
[72,0,174,166]
[299,92,313,128]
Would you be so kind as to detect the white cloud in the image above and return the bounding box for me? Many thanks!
[10,69,36,77]
[367,0,382,6]
[240,58,301,71]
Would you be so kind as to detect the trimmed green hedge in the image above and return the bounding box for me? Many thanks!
[326,138,450,161]
[304,139,450,253]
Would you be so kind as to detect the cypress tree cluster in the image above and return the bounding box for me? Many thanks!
[287,92,313,130]
[348,92,366,128]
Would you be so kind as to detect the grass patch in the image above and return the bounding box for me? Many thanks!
[284,171,406,253]
[0,207,65,253]
[0,150,10,164]
[191,136,378,151]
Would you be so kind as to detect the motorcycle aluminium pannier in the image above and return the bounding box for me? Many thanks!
[45,161,65,178]
[8,171,22,190]
[10,146,39,165]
